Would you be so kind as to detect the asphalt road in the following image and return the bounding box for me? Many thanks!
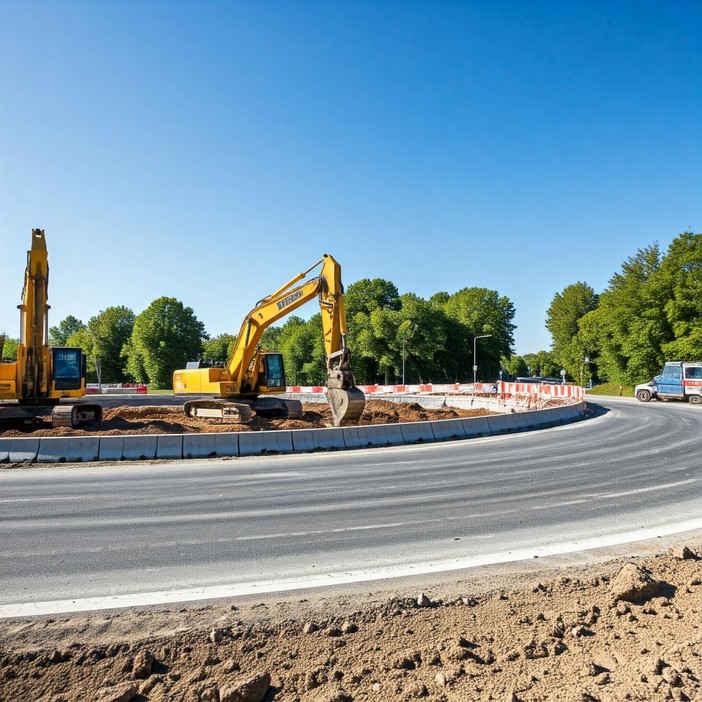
[1,396,701,616]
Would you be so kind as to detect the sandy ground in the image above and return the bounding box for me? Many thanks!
[4,399,701,701]
[0,399,497,437]
[2,540,702,702]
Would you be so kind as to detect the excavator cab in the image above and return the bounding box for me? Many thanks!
[51,348,85,392]
[261,353,286,389]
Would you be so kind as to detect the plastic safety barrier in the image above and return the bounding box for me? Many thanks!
[183,433,239,459]
[291,427,346,452]
[399,421,435,444]
[37,437,100,463]
[238,430,294,456]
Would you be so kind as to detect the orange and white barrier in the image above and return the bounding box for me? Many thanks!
[285,382,585,402]
[86,383,148,395]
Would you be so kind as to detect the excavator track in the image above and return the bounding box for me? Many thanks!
[51,403,103,428]
[183,399,254,423]
[249,397,303,419]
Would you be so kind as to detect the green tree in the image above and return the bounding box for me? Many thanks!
[546,282,598,383]
[659,232,702,360]
[345,278,401,384]
[0,336,19,360]
[276,315,326,385]
[440,288,516,381]
[522,350,559,378]
[501,354,529,379]
[345,278,401,318]
[260,326,282,352]
[123,297,206,389]
[353,307,399,385]
[394,294,449,383]
[583,244,666,385]
[49,315,85,346]
[85,307,135,383]
[202,334,237,365]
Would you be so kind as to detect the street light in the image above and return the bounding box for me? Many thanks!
[402,338,405,386]
[473,334,492,384]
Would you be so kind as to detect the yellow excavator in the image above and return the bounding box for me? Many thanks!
[172,254,366,426]
[0,229,103,427]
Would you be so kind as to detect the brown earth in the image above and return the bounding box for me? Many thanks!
[0,400,496,437]
[2,542,702,702]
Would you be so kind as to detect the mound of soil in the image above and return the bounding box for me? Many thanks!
[2,543,701,702]
[0,400,495,437]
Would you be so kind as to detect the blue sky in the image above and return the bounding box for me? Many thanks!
[1,1,699,356]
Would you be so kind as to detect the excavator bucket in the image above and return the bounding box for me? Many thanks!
[327,387,366,426]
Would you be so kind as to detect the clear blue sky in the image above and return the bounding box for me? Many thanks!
[1,1,699,355]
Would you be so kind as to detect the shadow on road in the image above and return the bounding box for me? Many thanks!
[584,401,611,419]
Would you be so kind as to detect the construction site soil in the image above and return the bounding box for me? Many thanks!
[0,400,496,437]
[3,400,702,701]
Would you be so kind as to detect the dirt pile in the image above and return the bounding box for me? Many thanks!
[0,400,495,437]
[2,545,702,701]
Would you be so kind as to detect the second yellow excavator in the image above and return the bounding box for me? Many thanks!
[172,254,366,426]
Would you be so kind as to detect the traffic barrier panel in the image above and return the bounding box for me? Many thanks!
[342,424,404,448]
[37,437,100,463]
[0,438,40,462]
[121,435,158,460]
[156,434,184,460]
[183,433,239,459]
[9,438,40,462]
[400,421,435,444]
[98,436,125,461]
[512,410,543,431]
[291,427,346,452]
[342,425,376,449]
[0,438,10,462]
[238,430,293,456]
[430,418,468,441]
[538,406,569,427]
[461,415,493,438]
[485,413,519,435]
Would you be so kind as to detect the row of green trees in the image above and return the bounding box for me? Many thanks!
[4,231,696,390]
[544,231,702,386]
[5,280,517,389]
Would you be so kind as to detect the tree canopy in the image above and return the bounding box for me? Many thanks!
[546,232,702,386]
[122,297,206,389]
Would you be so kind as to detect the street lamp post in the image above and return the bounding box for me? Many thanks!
[402,338,405,386]
[473,334,492,384]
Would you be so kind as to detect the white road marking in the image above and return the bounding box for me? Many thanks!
[3,517,702,618]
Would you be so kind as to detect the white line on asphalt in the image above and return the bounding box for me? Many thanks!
[3,517,702,619]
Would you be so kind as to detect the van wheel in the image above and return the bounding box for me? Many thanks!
[689,394,702,405]
[636,389,652,402]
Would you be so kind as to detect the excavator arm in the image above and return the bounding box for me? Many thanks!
[173,254,365,426]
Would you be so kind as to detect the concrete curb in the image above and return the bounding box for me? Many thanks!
[0,401,587,463]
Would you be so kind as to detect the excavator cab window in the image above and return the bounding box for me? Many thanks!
[52,348,84,391]
[263,353,286,389]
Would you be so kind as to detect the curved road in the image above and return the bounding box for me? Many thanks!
[1,396,701,617]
